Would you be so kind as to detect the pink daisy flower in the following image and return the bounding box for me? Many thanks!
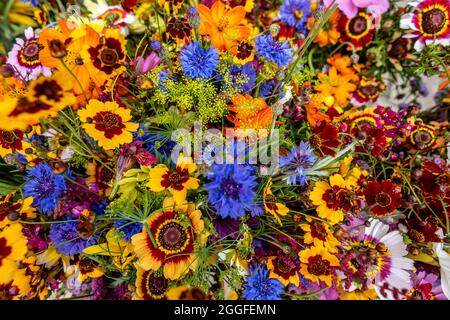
[6,27,52,82]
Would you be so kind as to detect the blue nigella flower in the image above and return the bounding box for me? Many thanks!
[49,218,97,255]
[228,62,257,93]
[255,35,292,68]
[204,164,260,219]
[180,41,219,79]
[279,141,317,186]
[23,162,66,213]
[242,265,285,300]
[279,0,311,33]
[114,220,143,242]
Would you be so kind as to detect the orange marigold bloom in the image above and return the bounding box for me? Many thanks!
[197,1,251,51]
[228,94,273,130]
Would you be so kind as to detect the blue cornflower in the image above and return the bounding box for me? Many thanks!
[242,265,285,300]
[180,41,219,79]
[49,218,97,255]
[23,163,66,213]
[279,141,317,186]
[114,220,143,242]
[135,131,176,161]
[255,35,292,68]
[21,0,39,6]
[228,62,256,93]
[279,0,311,33]
[151,40,162,52]
[204,164,260,218]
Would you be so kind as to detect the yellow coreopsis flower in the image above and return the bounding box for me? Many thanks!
[78,99,139,150]
[147,154,199,205]
[299,245,339,286]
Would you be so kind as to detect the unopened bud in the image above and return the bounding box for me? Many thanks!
[49,39,67,59]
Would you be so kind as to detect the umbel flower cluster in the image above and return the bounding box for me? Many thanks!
[0,0,449,300]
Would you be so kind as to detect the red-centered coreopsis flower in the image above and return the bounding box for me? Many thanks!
[352,125,388,157]
[406,217,442,243]
[132,198,207,280]
[363,180,402,216]
[166,17,192,43]
[309,121,341,157]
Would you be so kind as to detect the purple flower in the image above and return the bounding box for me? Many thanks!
[134,52,162,74]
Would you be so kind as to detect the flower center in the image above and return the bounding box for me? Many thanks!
[310,134,322,148]
[310,221,328,241]
[218,18,229,32]
[375,192,392,207]
[156,220,190,253]
[100,48,119,66]
[295,10,304,19]
[147,272,168,297]
[0,238,12,266]
[349,15,368,36]
[220,179,241,199]
[421,8,446,34]
[436,172,450,187]
[93,111,125,138]
[307,255,330,276]
[236,41,253,60]
[23,41,40,60]
[411,127,434,149]
[33,80,64,102]
[276,258,294,274]
[1,131,16,145]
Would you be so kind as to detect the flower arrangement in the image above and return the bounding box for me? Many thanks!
[0,0,449,301]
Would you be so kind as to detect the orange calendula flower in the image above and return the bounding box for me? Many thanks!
[299,245,339,286]
[78,99,138,150]
[263,178,289,225]
[315,66,357,108]
[132,197,207,280]
[327,54,360,82]
[228,94,273,130]
[147,154,199,205]
[197,1,251,51]
[0,224,28,284]
[307,10,341,47]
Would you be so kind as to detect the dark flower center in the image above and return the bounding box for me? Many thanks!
[157,221,188,252]
[236,41,253,60]
[93,111,126,138]
[359,84,379,98]
[33,80,64,102]
[276,258,294,274]
[349,15,368,36]
[411,128,434,149]
[436,172,450,187]
[307,255,330,276]
[310,221,328,241]
[147,272,168,296]
[0,238,12,266]
[1,131,16,145]
[375,192,392,207]
[99,167,113,182]
[220,179,241,199]
[23,41,41,60]
[79,259,96,274]
[421,8,446,34]
[100,48,119,66]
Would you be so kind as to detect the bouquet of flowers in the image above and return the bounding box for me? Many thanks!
[0,0,449,300]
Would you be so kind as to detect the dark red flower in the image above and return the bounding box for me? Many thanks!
[406,218,441,243]
[363,180,402,216]
[352,124,388,157]
[167,17,192,41]
[418,161,450,198]
[338,10,375,50]
[310,121,341,157]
